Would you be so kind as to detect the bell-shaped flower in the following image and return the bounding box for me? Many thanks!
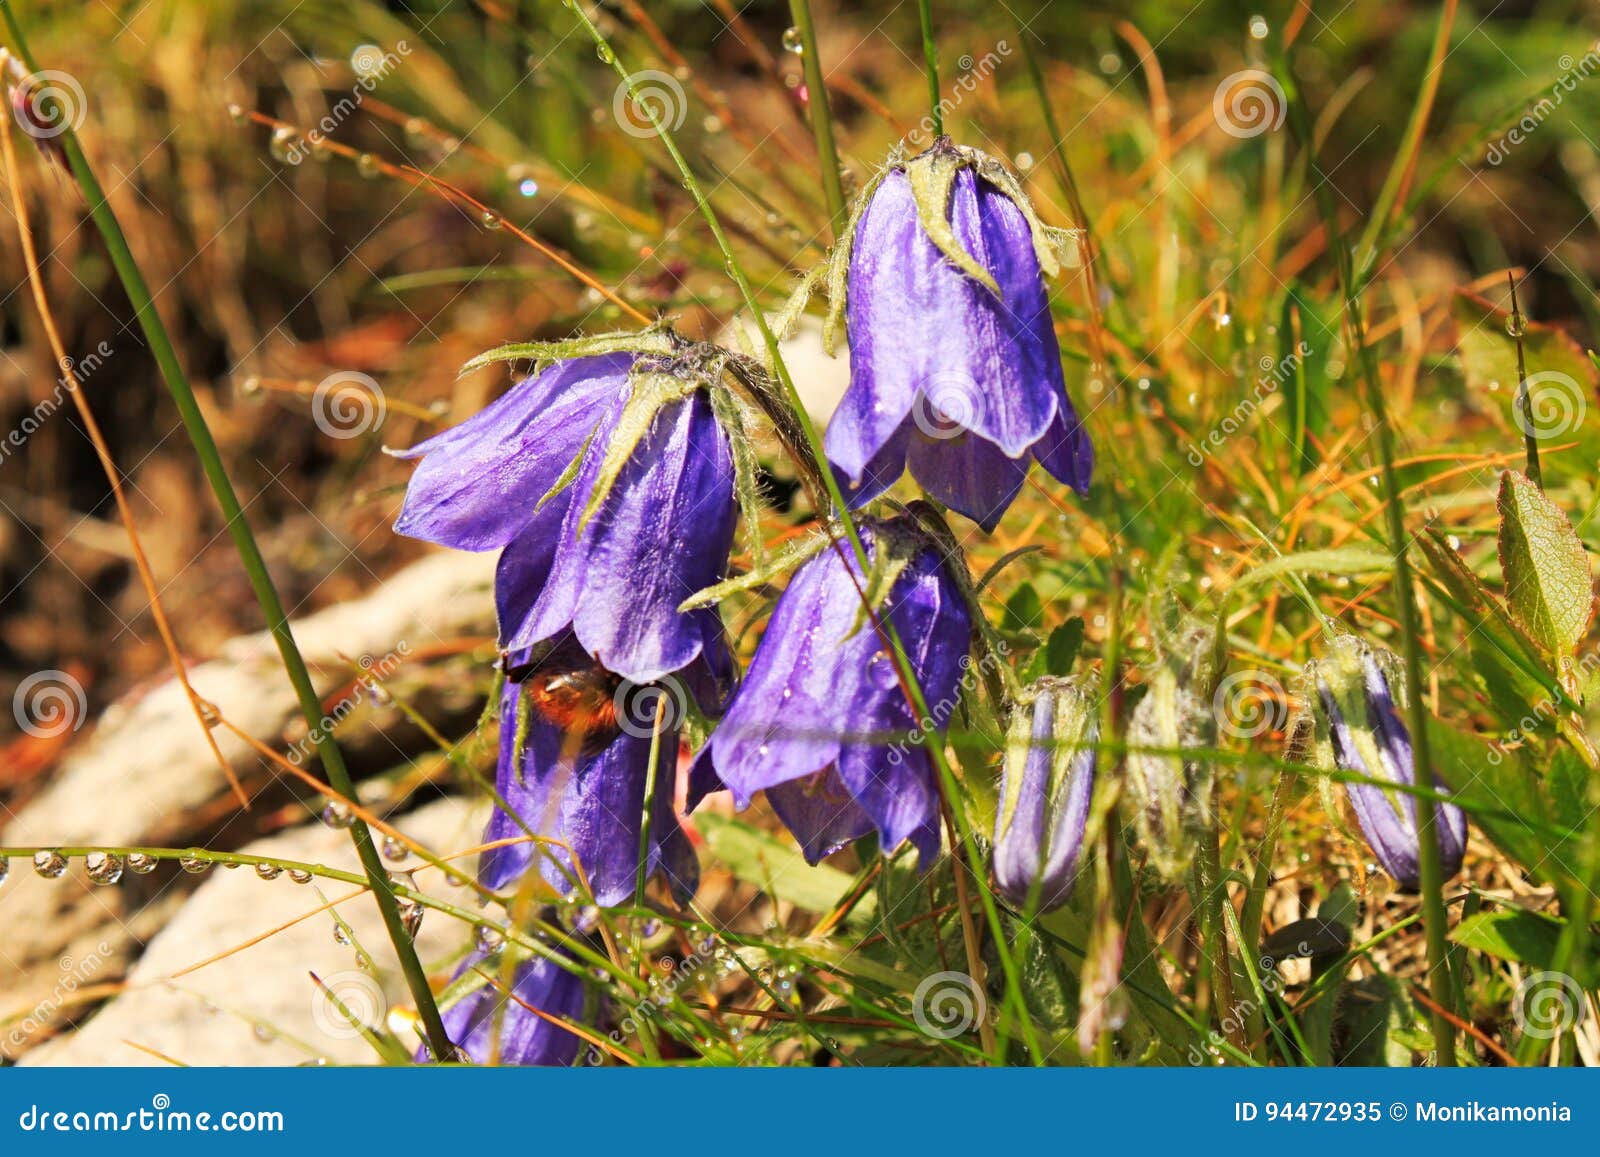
[392,334,738,685]
[479,642,707,907]
[993,677,1097,912]
[419,949,587,1066]
[822,139,1093,531]
[689,516,971,865]
[1306,638,1467,890]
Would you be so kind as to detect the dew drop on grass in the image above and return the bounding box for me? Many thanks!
[474,923,506,954]
[127,852,157,875]
[227,103,247,125]
[781,26,804,54]
[253,1023,277,1043]
[321,801,355,830]
[33,851,67,879]
[288,868,313,884]
[255,862,282,880]
[180,853,210,875]
[333,923,351,947]
[0,857,9,888]
[85,852,124,885]
[381,835,407,862]
[1248,14,1270,39]
[355,152,381,179]
[577,905,600,933]
[640,918,660,938]
[596,43,614,64]
[268,126,298,164]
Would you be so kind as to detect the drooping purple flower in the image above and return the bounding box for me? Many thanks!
[418,950,587,1066]
[479,644,703,907]
[391,341,737,685]
[1312,640,1467,890]
[689,517,971,865]
[823,140,1092,531]
[992,678,1097,912]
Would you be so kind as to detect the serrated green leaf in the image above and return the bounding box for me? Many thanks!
[1497,469,1594,659]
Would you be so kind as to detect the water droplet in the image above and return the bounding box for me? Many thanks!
[1014,151,1034,171]
[85,851,124,885]
[596,43,615,64]
[252,1023,276,1043]
[396,894,424,938]
[179,853,210,875]
[255,862,282,881]
[1248,14,1270,39]
[1506,315,1526,338]
[474,923,506,954]
[227,103,247,126]
[1099,51,1122,73]
[576,905,600,933]
[381,835,407,862]
[0,857,8,888]
[640,918,660,938]
[127,852,157,875]
[480,210,502,230]
[355,152,381,179]
[702,114,723,135]
[332,923,351,946]
[288,868,313,884]
[269,126,299,164]
[321,801,355,830]
[33,850,67,879]
[782,26,806,54]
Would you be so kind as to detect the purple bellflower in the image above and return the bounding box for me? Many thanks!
[993,677,1097,912]
[479,644,704,907]
[689,516,971,865]
[391,333,737,686]
[1308,638,1467,890]
[418,949,587,1066]
[822,139,1093,531]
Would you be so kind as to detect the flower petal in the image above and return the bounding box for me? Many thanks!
[392,355,631,551]
[905,428,1028,531]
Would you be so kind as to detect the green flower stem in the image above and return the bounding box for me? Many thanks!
[568,5,1039,1064]
[1274,52,1456,1065]
[0,1,450,1063]
[916,0,943,136]
[787,0,847,239]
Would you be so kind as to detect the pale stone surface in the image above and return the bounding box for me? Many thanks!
[22,795,488,1066]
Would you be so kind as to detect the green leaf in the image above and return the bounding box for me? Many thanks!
[1002,583,1044,634]
[695,813,877,925]
[1231,547,1391,588]
[1496,469,1594,659]
[1044,619,1086,677]
[578,371,699,530]
[1452,909,1597,984]
[1426,721,1558,884]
